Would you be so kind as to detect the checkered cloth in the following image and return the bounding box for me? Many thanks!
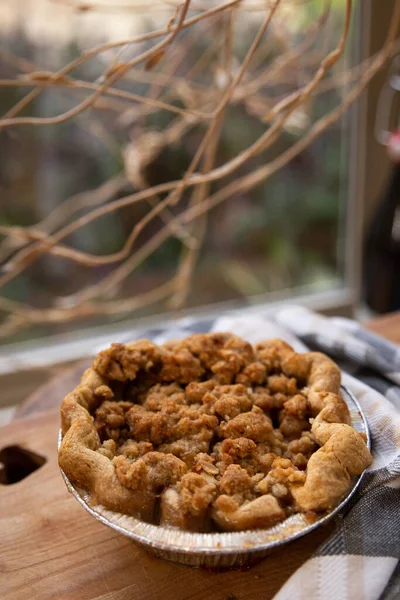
[101,306,400,600]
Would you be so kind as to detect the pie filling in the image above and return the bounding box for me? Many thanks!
[59,333,373,532]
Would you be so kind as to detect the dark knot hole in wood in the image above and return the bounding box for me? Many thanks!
[0,445,47,485]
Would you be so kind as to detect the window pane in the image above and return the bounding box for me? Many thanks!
[0,1,352,345]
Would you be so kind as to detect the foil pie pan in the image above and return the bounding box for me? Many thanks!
[59,385,370,568]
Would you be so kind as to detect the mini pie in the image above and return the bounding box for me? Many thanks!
[58,333,372,532]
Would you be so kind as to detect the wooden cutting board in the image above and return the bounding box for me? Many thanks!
[2,313,400,599]
[1,365,336,600]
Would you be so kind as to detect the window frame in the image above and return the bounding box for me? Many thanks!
[0,1,392,377]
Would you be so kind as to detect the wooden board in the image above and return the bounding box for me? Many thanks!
[1,387,335,600]
[364,310,400,345]
[5,312,399,600]
[14,359,91,421]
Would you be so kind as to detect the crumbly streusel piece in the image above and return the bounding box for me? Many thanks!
[116,439,153,459]
[97,439,117,460]
[161,471,218,531]
[267,374,298,396]
[185,380,216,403]
[181,332,233,367]
[278,410,310,441]
[94,341,162,382]
[219,406,274,443]
[113,451,187,493]
[255,457,306,496]
[236,361,267,386]
[94,400,134,441]
[203,386,253,419]
[126,404,172,445]
[158,436,211,469]
[160,347,204,384]
[213,437,259,476]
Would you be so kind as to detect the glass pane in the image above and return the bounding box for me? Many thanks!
[0,1,352,345]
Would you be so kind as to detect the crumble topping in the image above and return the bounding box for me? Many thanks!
[59,332,373,532]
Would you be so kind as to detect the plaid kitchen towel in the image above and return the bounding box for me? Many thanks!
[272,307,400,600]
[98,305,400,600]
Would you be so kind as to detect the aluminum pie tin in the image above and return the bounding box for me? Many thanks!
[58,385,370,568]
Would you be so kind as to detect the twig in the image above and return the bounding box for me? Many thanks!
[0,0,243,128]
[0,0,192,129]
[169,9,234,309]
[67,0,399,303]
[0,0,399,338]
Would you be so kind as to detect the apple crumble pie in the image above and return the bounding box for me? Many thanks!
[59,333,372,532]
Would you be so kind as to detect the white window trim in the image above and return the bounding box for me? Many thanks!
[0,286,353,374]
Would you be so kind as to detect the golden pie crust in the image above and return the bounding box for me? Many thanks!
[58,333,372,532]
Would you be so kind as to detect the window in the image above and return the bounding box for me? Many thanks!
[0,1,392,362]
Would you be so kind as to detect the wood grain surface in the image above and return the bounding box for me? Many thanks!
[364,310,400,345]
[2,313,399,600]
[0,408,335,600]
